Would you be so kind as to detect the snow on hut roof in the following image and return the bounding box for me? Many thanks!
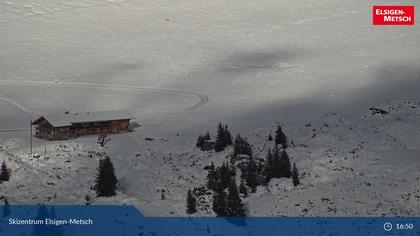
[33,111,134,127]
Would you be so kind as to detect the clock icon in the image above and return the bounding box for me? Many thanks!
[384,222,393,231]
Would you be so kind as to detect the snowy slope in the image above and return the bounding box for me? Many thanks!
[0,0,419,216]
[1,100,419,216]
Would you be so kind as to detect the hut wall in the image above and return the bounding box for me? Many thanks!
[34,118,132,140]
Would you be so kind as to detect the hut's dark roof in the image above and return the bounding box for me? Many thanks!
[33,111,134,127]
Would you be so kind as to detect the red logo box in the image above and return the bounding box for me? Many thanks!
[373,6,415,25]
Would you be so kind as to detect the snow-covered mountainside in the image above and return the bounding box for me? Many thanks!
[1,100,419,216]
[0,0,419,216]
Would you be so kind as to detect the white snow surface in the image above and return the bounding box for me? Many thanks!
[0,0,419,216]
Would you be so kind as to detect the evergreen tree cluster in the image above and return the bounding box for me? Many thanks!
[94,156,118,197]
[205,162,246,216]
[208,125,300,192]
[232,134,252,159]
[268,125,300,185]
[192,123,301,216]
[214,123,233,152]
[274,125,288,148]
[206,162,235,192]
[233,125,300,188]
[226,181,246,216]
[0,161,10,182]
[196,131,212,151]
[239,156,259,193]
[195,123,233,152]
[263,146,292,184]
[212,179,246,217]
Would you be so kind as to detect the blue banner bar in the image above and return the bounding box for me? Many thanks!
[0,205,418,236]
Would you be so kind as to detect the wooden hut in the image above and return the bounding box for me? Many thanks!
[32,111,133,140]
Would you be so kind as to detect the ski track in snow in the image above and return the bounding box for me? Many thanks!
[0,79,209,130]
[0,95,33,116]
[0,95,33,132]
[0,0,131,25]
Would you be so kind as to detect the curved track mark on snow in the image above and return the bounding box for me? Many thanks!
[0,0,130,26]
[0,95,34,115]
[0,95,33,132]
[0,80,209,112]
